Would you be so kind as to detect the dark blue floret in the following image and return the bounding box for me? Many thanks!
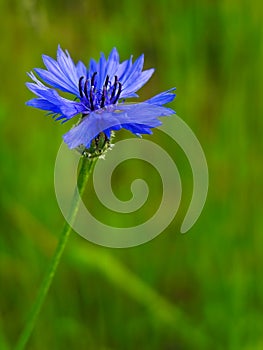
[26,46,176,149]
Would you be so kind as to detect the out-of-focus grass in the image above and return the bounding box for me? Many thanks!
[0,0,263,349]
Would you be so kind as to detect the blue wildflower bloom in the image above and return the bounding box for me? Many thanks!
[26,46,176,152]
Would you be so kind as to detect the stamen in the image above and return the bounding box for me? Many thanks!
[104,75,109,88]
[115,82,122,100]
[89,88,94,111]
[100,75,110,108]
[112,82,122,104]
[110,76,118,101]
[78,76,84,98]
[84,79,89,99]
[91,72,97,87]
[101,86,107,108]
[82,79,94,111]
[80,72,120,111]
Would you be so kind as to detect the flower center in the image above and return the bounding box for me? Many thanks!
[78,72,122,111]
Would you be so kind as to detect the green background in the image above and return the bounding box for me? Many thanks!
[0,0,262,349]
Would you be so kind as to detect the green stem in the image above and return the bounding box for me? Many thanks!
[15,156,97,350]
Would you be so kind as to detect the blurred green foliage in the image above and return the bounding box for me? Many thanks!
[0,0,263,349]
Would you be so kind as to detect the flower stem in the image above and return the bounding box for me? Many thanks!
[15,156,97,350]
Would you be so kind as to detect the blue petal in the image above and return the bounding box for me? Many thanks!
[26,82,86,120]
[27,71,46,87]
[120,69,154,98]
[76,60,88,79]
[116,57,133,81]
[121,123,153,135]
[105,47,120,78]
[114,53,155,98]
[146,88,176,106]
[117,103,174,118]
[34,67,79,96]
[63,110,122,149]
[88,58,98,78]
[26,98,61,113]
[63,103,173,149]
[97,52,107,89]
[33,46,81,96]
[56,46,80,89]
[121,54,144,88]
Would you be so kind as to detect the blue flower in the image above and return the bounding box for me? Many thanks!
[26,46,176,150]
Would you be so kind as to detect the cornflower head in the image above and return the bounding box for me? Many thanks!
[26,46,176,157]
